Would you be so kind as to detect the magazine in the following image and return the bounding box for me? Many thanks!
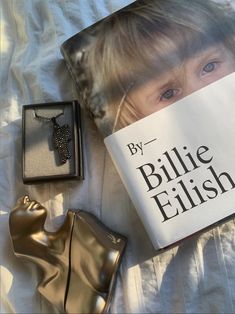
[61,0,235,249]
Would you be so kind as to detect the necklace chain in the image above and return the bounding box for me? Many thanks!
[33,108,64,122]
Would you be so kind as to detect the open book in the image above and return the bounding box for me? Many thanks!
[105,73,235,249]
[61,0,235,250]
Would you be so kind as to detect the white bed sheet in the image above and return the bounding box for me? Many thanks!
[1,0,235,313]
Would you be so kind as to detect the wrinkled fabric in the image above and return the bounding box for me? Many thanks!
[1,0,235,313]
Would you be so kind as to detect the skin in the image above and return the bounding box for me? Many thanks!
[126,44,235,118]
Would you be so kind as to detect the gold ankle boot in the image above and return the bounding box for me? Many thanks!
[9,195,127,314]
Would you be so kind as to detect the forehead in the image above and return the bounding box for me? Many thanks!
[132,35,224,88]
[131,43,231,91]
[134,43,228,87]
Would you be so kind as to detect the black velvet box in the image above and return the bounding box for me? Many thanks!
[22,100,84,184]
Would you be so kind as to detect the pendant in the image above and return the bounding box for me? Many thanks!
[51,117,72,164]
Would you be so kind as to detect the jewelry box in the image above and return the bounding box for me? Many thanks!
[22,100,84,184]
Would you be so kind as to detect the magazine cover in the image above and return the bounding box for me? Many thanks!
[61,0,235,249]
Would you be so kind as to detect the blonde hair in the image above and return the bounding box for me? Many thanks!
[86,0,235,130]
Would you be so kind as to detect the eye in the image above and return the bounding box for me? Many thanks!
[202,61,218,75]
[160,88,179,101]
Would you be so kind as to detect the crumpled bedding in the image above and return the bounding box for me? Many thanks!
[1,0,235,313]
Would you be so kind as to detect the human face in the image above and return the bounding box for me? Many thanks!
[127,44,235,118]
[10,196,47,234]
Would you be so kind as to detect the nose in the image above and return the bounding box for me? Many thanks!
[183,75,206,97]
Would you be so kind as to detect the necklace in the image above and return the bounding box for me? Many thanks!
[33,108,72,165]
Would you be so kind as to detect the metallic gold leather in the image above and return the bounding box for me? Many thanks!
[9,196,127,314]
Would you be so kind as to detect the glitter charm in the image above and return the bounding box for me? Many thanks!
[51,117,72,164]
[34,108,72,165]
